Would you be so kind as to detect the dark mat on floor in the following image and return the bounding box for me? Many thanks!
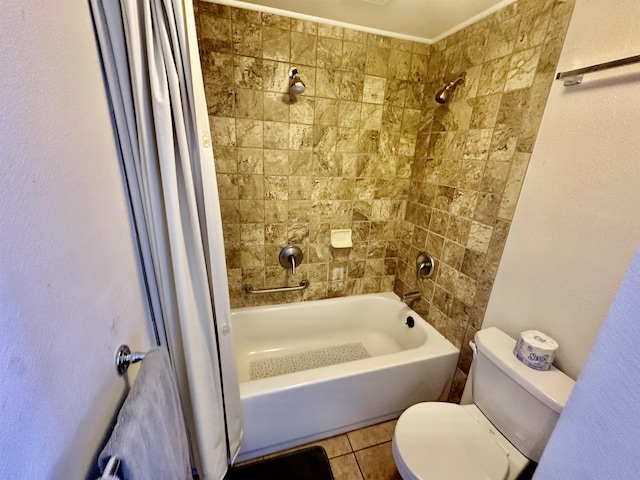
[224,446,334,480]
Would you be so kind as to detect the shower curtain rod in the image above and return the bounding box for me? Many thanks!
[556,54,640,86]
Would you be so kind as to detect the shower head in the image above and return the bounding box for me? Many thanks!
[435,72,466,104]
[289,68,306,95]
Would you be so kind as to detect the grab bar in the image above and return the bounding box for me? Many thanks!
[556,54,640,86]
[243,279,310,295]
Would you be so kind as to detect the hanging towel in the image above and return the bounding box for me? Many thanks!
[98,347,191,480]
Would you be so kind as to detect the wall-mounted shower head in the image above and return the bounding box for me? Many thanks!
[435,72,466,104]
[289,68,305,95]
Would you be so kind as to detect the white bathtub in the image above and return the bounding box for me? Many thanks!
[230,292,460,461]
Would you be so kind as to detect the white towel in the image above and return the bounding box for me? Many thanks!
[99,347,191,480]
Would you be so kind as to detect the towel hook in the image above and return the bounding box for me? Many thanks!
[115,345,146,375]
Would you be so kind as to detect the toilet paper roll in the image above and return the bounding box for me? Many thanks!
[513,330,559,371]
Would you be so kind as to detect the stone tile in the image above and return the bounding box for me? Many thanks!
[237,147,263,174]
[331,454,363,480]
[470,94,501,130]
[499,152,530,220]
[354,442,402,480]
[365,45,390,77]
[262,26,290,62]
[484,13,519,61]
[362,76,387,104]
[339,72,366,102]
[388,50,411,80]
[318,37,343,69]
[261,12,290,29]
[448,367,468,403]
[291,18,318,34]
[477,56,510,96]
[210,116,236,146]
[347,420,396,451]
[232,22,262,57]
[233,56,263,89]
[291,32,317,67]
[263,91,289,122]
[235,88,263,119]
[467,220,493,254]
[264,121,289,149]
[318,23,344,39]
[230,7,260,24]
[236,118,263,148]
[505,47,541,91]
[199,14,232,53]
[200,51,233,86]
[342,41,368,73]
[204,84,234,117]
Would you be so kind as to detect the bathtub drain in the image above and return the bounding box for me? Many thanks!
[249,342,370,380]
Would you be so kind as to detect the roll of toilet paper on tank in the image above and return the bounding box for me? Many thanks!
[513,330,559,371]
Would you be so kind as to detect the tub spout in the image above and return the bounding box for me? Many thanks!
[401,291,421,305]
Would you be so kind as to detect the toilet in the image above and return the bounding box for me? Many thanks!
[392,327,575,480]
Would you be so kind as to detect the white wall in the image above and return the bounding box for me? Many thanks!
[483,0,640,379]
[534,246,640,478]
[0,2,154,478]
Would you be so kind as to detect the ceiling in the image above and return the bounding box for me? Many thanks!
[224,0,516,43]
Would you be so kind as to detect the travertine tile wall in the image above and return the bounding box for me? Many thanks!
[195,2,431,307]
[196,0,574,399]
[392,0,576,401]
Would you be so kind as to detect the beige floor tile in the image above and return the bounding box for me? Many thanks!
[310,434,353,458]
[354,442,402,480]
[263,433,352,460]
[347,420,397,451]
[331,453,364,480]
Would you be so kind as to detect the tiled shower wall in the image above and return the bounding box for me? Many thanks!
[393,0,576,400]
[195,2,432,308]
[196,0,575,398]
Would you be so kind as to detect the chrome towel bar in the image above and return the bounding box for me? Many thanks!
[243,279,310,295]
[556,54,640,86]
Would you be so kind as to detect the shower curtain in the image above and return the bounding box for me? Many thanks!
[89,1,242,478]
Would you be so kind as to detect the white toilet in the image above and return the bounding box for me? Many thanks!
[392,327,575,480]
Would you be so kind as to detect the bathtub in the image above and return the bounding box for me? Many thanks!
[230,292,459,461]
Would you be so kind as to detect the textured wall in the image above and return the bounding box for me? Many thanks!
[0,2,153,478]
[392,0,576,401]
[535,248,640,477]
[196,3,431,307]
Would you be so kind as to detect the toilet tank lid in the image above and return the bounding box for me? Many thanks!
[475,328,576,413]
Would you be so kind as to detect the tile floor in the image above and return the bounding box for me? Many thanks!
[247,419,402,480]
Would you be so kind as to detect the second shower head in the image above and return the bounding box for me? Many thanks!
[435,72,466,104]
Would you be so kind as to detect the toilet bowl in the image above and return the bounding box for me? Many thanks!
[393,403,528,480]
[392,327,575,480]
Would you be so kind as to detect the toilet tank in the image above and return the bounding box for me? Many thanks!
[472,328,575,462]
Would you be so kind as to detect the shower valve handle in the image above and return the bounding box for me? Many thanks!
[279,245,303,276]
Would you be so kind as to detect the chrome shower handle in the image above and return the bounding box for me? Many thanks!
[279,245,303,275]
[416,252,435,279]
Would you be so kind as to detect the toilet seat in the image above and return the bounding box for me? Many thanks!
[392,402,510,480]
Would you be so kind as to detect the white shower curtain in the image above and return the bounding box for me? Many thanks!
[89,1,242,478]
